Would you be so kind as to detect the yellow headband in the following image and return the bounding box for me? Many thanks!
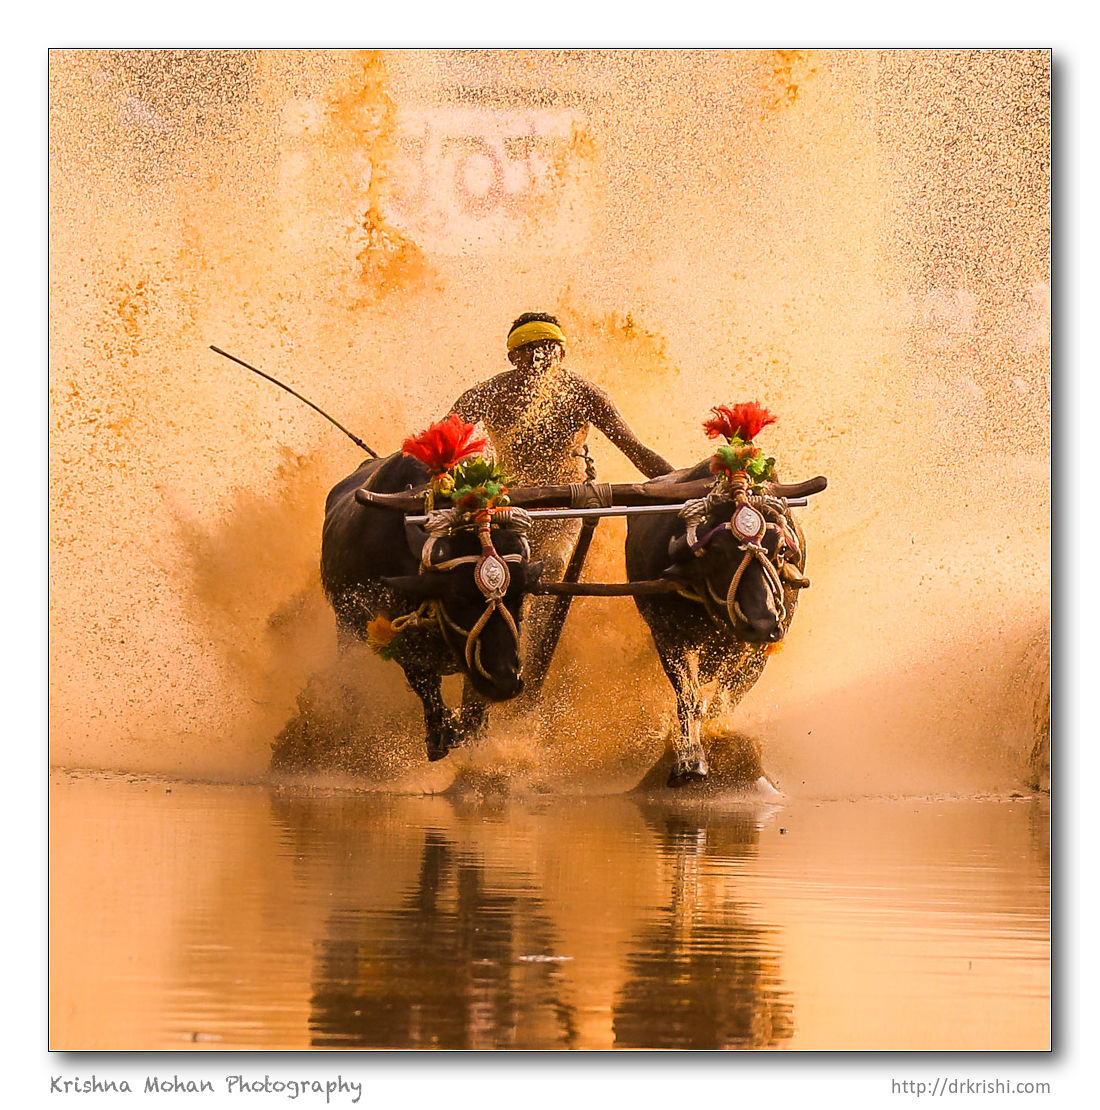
[506,320,566,353]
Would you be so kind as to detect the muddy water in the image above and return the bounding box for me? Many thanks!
[49,50,1050,794]
[50,770,1049,1051]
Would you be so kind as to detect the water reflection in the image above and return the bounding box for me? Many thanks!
[49,772,1049,1050]
[306,827,576,1048]
[265,791,789,1050]
[613,807,793,1048]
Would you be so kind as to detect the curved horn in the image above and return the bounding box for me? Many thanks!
[780,563,811,589]
[356,487,427,511]
[381,573,447,598]
[765,476,828,499]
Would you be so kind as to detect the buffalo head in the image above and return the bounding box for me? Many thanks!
[663,501,804,643]
[384,523,544,701]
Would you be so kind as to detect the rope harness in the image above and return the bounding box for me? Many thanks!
[382,471,804,667]
[675,477,802,632]
[402,506,534,682]
[387,470,615,681]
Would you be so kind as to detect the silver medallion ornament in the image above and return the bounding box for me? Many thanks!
[731,503,766,543]
[475,552,510,598]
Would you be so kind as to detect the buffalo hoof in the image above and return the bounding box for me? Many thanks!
[667,757,709,788]
[426,720,464,762]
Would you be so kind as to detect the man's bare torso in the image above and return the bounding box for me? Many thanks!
[453,367,599,485]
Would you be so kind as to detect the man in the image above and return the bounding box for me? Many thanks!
[450,313,674,691]
[451,312,673,488]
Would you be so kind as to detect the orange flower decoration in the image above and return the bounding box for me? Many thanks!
[402,414,489,475]
[704,402,777,443]
[366,615,398,651]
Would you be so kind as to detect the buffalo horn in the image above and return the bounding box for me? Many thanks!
[356,487,426,511]
[780,563,811,589]
[766,475,828,499]
[381,573,447,598]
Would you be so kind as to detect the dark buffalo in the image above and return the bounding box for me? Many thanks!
[320,451,543,761]
[626,463,825,788]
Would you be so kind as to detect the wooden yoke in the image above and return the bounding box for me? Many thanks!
[355,477,715,512]
[354,474,827,513]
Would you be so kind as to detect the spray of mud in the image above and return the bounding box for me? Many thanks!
[49,50,1049,795]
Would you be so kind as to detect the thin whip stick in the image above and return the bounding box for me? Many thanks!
[209,345,379,457]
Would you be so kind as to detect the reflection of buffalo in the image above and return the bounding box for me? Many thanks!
[309,833,576,1049]
[627,465,825,786]
[613,804,794,1049]
[260,792,792,1051]
[265,799,578,1050]
[275,452,543,768]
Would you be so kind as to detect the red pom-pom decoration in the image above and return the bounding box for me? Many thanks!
[402,414,490,475]
[703,402,777,443]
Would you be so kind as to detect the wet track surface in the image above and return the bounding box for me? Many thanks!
[50,770,1049,1050]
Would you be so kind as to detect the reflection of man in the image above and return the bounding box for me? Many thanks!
[451,312,673,487]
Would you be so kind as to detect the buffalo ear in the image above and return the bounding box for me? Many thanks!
[382,573,448,599]
[666,536,694,564]
[524,560,545,584]
[659,563,692,582]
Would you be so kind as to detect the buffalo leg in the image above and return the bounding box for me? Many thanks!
[714,653,776,792]
[457,678,490,742]
[660,649,710,787]
[714,649,769,710]
[402,664,463,762]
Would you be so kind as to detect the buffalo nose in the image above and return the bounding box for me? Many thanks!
[487,673,524,701]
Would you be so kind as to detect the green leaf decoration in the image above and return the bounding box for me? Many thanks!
[434,455,514,515]
[711,436,778,489]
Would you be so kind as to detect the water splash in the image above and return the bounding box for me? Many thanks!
[49,49,1049,794]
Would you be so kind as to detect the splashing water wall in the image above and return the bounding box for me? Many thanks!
[49,50,1050,795]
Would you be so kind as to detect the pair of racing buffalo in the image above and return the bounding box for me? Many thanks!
[316,444,826,788]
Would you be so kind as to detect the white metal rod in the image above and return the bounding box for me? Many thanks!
[405,498,807,524]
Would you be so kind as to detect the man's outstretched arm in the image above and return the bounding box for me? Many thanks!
[449,384,484,423]
[586,384,674,478]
